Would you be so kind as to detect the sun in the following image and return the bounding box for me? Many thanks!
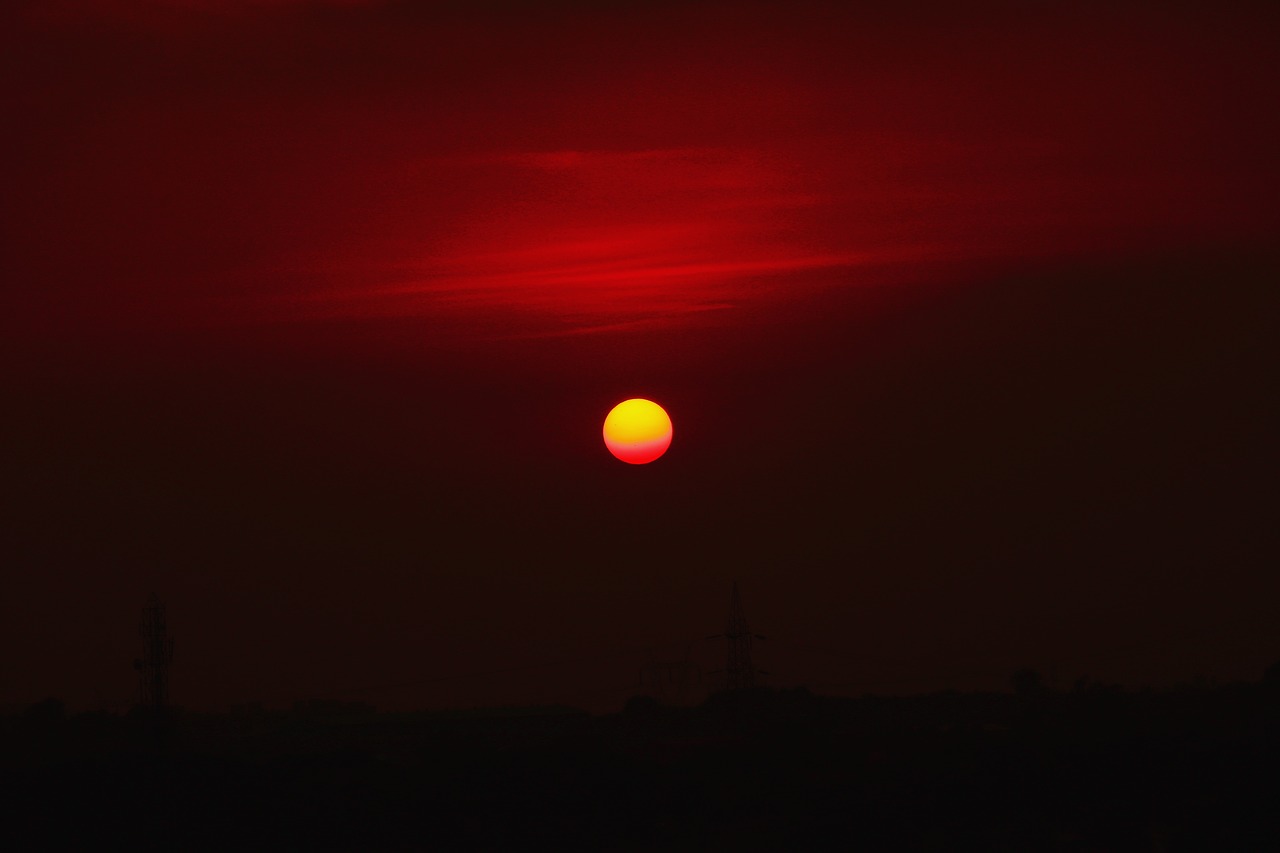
[603,399,672,464]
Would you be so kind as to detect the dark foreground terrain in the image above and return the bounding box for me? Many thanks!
[5,681,1280,850]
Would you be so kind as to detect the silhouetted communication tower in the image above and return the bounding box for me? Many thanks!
[710,581,766,689]
[134,594,174,712]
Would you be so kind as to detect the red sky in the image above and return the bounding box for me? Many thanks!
[3,0,1278,712]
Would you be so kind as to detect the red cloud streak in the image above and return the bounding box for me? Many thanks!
[4,1,1277,347]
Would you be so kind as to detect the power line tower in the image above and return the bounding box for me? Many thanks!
[134,593,174,713]
[709,581,766,689]
[640,644,702,705]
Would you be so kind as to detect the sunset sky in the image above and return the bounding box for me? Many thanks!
[3,0,1277,712]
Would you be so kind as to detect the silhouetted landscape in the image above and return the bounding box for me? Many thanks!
[6,2,1278,848]
[8,671,1280,849]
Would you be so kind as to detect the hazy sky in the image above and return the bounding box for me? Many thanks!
[3,0,1277,712]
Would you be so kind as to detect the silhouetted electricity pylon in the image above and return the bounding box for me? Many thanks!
[134,593,174,713]
[640,644,702,704]
[709,581,766,689]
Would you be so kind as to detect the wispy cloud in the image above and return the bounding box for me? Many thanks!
[255,145,874,335]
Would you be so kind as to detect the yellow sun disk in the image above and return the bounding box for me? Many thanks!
[603,399,672,464]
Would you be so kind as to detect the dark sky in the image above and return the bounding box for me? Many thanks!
[3,0,1278,712]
